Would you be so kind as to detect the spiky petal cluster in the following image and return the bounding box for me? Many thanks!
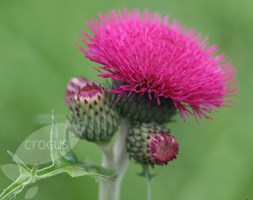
[78,9,236,121]
[65,77,97,105]
[149,133,178,165]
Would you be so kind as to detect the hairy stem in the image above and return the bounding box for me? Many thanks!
[147,180,152,200]
[98,143,114,200]
[98,119,130,200]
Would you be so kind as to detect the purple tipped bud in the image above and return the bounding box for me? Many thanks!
[149,133,178,165]
[126,123,179,166]
[65,77,119,143]
[65,77,100,105]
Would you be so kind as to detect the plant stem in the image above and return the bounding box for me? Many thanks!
[98,119,130,200]
[98,143,114,200]
[147,180,152,200]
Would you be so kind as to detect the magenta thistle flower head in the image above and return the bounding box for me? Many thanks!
[78,9,236,121]
[126,123,179,166]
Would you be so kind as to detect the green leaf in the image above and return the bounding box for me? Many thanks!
[6,150,30,177]
[0,113,114,200]
[0,151,34,200]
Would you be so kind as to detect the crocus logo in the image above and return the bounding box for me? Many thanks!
[24,139,68,150]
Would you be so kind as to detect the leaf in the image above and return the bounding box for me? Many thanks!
[0,113,114,200]
[0,178,29,200]
[0,152,33,200]
[6,150,30,177]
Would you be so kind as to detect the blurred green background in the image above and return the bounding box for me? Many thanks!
[0,0,252,199]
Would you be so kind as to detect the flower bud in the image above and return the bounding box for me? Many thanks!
[65,77,119,143]
[110,81,176,124]
[126,123,179,166]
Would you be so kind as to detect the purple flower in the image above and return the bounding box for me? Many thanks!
[148,133,179,165]
[78,9,236,122]
[65,77,103,105]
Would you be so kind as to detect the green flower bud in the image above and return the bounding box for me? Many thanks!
[126,123,179,167]
[65,77,119,143]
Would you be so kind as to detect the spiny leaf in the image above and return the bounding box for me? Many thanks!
[5,150,30,176]
[0,113,114,200]
[0,178,29,200]
[0,152,33,200]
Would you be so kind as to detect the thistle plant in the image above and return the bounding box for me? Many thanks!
[0,9,236,200]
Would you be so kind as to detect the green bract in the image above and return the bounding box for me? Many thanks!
[67,83,119,143]
[110,81,176,124]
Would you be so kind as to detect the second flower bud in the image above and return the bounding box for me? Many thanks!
[126,123,179,167]
[65,77,119,143]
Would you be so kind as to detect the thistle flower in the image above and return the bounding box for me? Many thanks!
[65,77,119,143]
[126,123,179,166]
[78,9,236,122]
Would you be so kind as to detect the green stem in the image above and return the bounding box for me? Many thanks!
[98,119,130,200]
[147,180,152,200]
[0,117,114,200]
[0,159,111,200]
[98,143,114,200]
